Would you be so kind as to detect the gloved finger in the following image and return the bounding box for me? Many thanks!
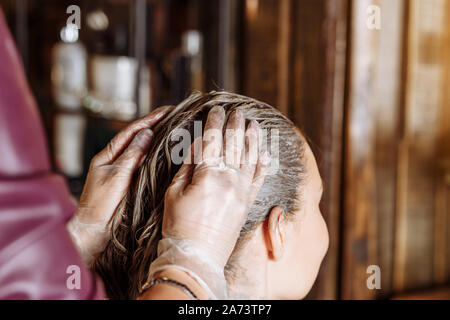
[168,136,202,195]
[201,106,225,164]
[224,110,245,169]
[92,105,174,167]
[240,120,260,178]
[113,128,154,171]
[248,151,271,206]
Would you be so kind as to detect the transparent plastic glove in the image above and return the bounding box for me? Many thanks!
[148,107,271,299]
[67,215,109,265]
[67,106,173,265]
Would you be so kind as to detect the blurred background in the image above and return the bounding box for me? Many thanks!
[1,0,449,299]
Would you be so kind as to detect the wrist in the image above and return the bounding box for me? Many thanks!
[148,238,229,299]
[160,235,230,270]
[140,268,210,300]
[76,206,110,227]
[67,214,110,266]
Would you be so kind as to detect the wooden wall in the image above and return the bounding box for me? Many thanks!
[342,0,405,299]
[393,0,450,293]
[240,0,450,299]
[241,0,348,299]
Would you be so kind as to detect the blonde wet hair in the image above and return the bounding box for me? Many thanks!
[92,91,306,299]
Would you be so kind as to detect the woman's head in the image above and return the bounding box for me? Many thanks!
[92,91,328,299]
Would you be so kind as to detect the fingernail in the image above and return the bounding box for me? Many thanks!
[234,109,243,120]
[249,120,260,131]
[132,128,153,149]
[261,151,271,166]
[161,105,175,113]
[155,105,174,118]
[210,105,225,116]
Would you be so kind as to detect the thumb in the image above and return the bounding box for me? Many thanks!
[113,128,154,171]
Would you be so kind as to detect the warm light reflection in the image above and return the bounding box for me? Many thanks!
[86,10,109,31]
[246,0,259,20]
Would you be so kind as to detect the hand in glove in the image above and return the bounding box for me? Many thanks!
[148,106,271,299]
[67,106,173,265]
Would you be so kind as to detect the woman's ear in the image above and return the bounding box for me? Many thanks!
[264,206,286,260]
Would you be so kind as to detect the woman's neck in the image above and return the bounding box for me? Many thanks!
[225,234,270,299]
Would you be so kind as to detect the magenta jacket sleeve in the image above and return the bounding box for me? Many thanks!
[0,7,105,299]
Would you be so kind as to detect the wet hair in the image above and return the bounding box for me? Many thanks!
[92,91,306,299]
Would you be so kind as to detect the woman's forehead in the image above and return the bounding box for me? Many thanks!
[303,142,322,190]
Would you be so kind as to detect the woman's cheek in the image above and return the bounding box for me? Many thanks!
[317,210,329,259]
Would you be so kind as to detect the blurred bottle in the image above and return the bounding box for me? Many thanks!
[172,30,204,102]
[51,25,88,196]
[51,25,87,110]
[183,30,204,92]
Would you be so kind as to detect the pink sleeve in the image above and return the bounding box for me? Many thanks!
[0,6,105,300]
